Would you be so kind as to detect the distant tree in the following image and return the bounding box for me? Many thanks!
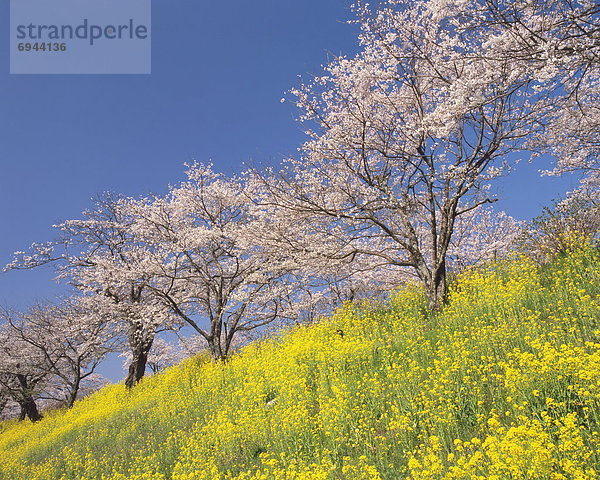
[0,327,47,422]
[448,207,524,270]
[5,194,177,388]
[520,187,600,262]
[1,300,113,407]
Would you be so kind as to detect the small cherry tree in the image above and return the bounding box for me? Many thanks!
[520,189,600,261]
[6,194,177,388]
[0,325,48,422]
[1,300,113,407]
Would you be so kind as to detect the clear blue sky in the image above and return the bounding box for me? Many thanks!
[0,1,576,380]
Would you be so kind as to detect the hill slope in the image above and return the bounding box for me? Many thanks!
[0,247,599,480]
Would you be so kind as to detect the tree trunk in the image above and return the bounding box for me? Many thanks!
[18,397,43,422]
[16,374,43,422]
[208,315,227,361]
[414,256,448,312]
[124,337,153,389]
[67,374,81,407]
[208,336,226,362]
[427,262,447,311]
[0,397,7,418]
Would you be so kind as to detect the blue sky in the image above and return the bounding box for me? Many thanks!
[0,1,577,380]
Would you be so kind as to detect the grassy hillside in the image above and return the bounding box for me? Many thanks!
[0,246,598,480]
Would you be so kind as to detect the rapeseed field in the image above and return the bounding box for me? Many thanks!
[0,245,598,479]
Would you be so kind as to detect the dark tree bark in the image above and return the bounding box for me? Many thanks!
[124,336,153,389]
[428,262,447,312]
[18,398,43,422]
[0,396,7,418]
[66,371,81,408]
[16,374,43,422]
[208,336,228,362]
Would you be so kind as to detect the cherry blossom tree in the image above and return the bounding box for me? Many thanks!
[119,337,183,375]
[426,0,599,256]
[118,163,300,361]
[251,171,522,316]
[520,187,600,261]
[261,0,553,309]
[5,166,312,369]
[1,300,113,407]
[5,194,177,388]
[0,325,48,422]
